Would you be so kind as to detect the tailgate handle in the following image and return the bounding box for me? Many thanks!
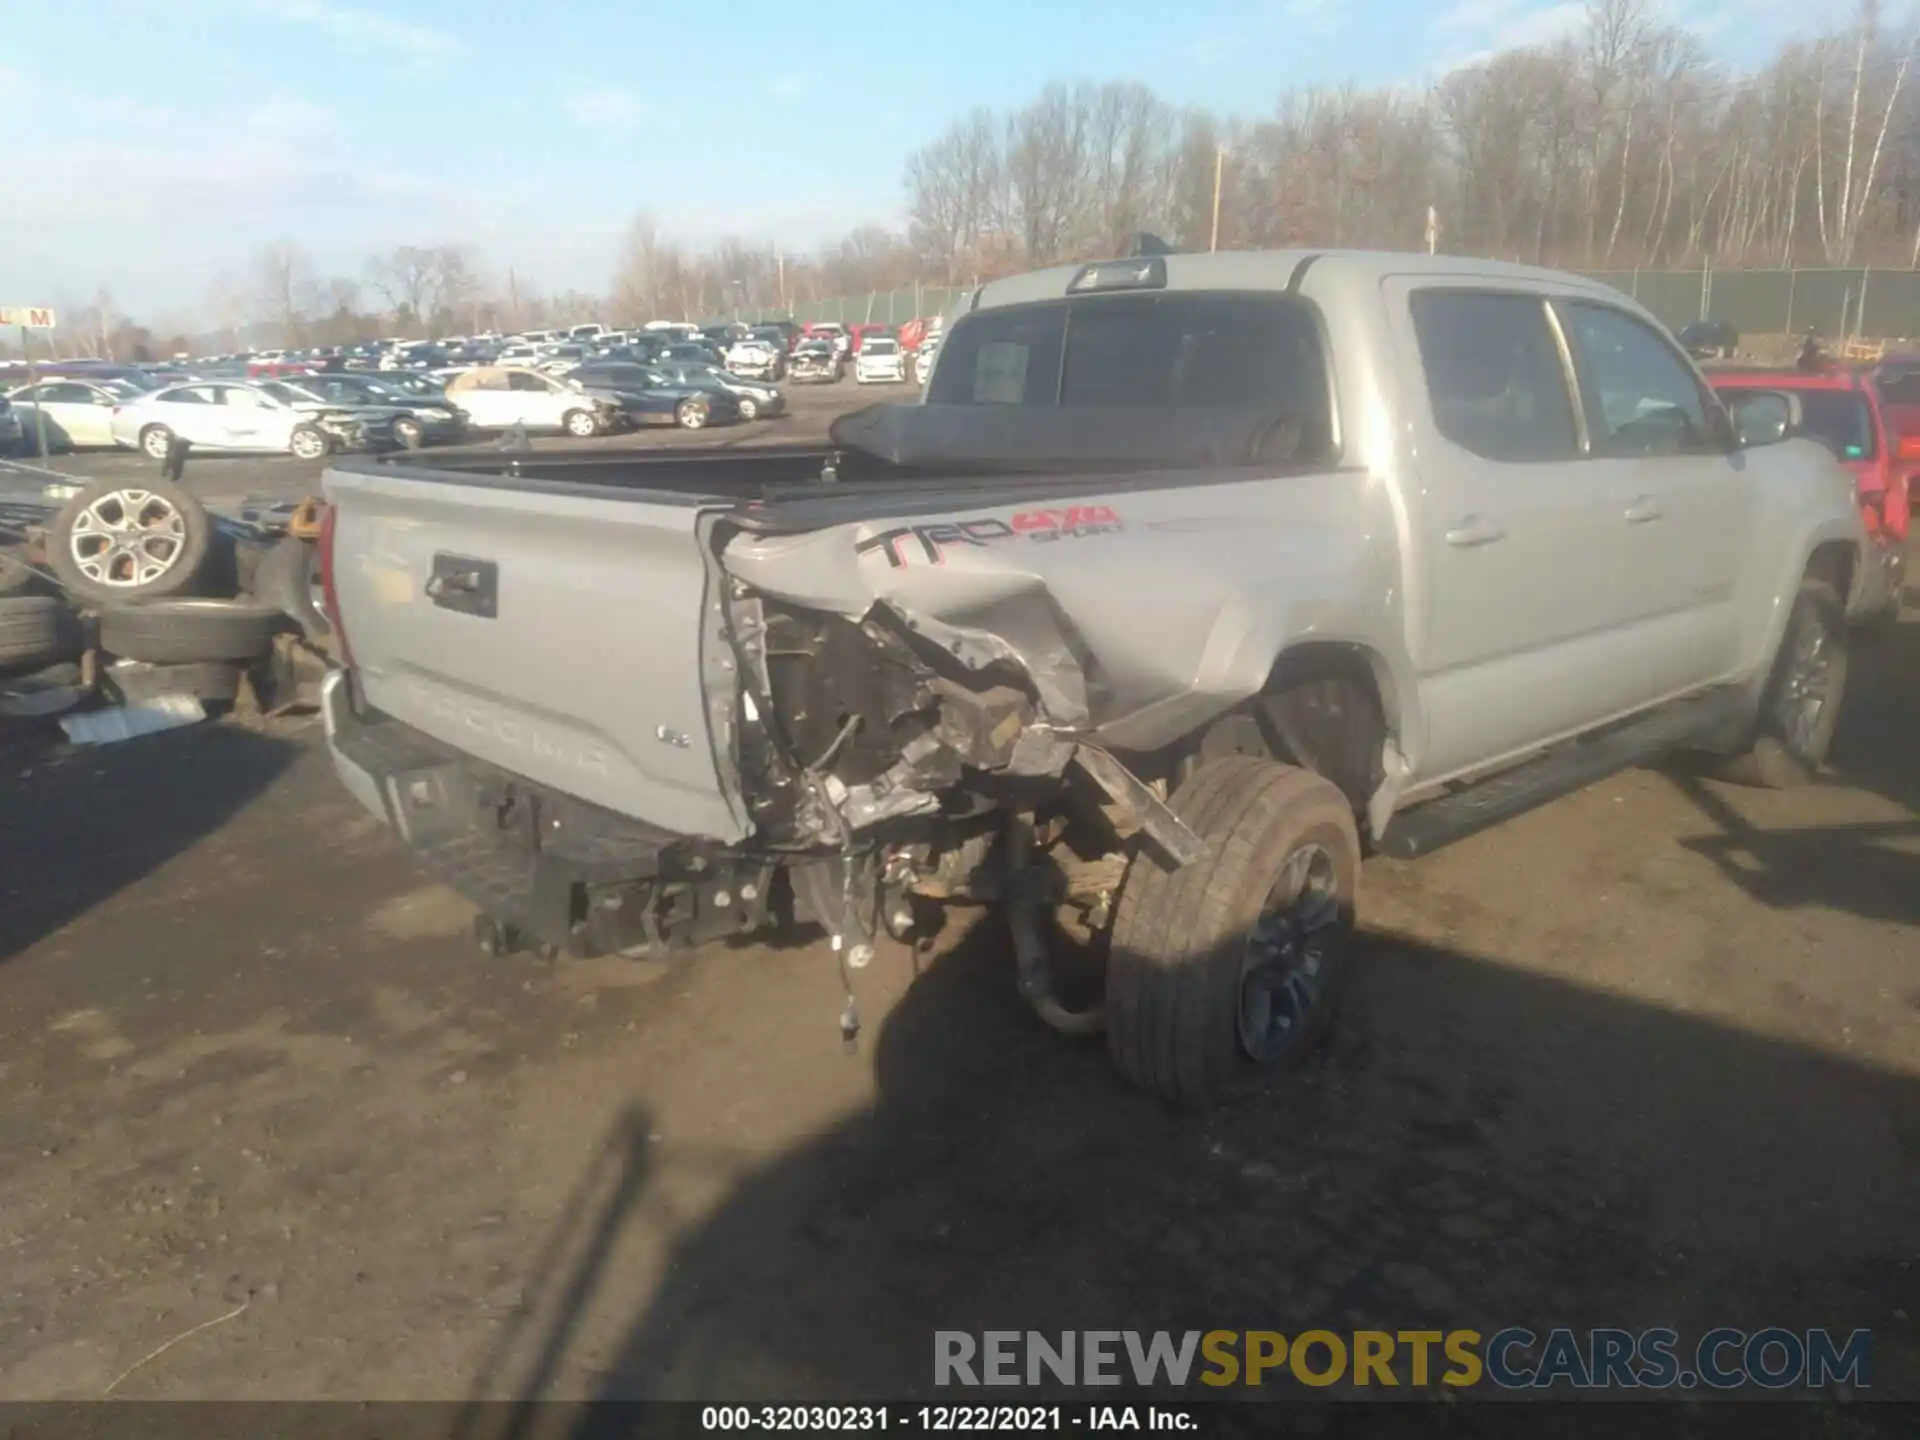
[425,553,498,618]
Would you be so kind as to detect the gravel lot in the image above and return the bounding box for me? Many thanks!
[0,388,1914,1410]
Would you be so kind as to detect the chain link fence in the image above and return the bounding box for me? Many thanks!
[1575,267,1920,341]
[767,267,1920,341]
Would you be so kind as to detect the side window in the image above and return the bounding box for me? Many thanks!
[1408,291,1579,462]
[42,382,95,403]
[507,371,550,392]
[168,386,215,405]
[1558,301,1715,457]
[1876,369,1920,405]
[222,386,266,409]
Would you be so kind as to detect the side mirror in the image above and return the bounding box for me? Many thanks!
[1727,390,1802,448]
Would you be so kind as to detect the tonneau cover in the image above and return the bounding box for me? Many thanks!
[827,402,1313,473]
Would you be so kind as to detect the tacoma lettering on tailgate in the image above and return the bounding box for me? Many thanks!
[855,506,1123,569]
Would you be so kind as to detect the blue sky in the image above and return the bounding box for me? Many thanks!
[0,0,1817,322]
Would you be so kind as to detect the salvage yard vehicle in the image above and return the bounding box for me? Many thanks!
[853,336,907,384]
[788,339,843,384]
[725,334,786,381]
[647,360,784,420]
[3,377,142,450]
[257,376,467,450]
[110,381,378,460]
[1705,363,1909,622]
[317,249,1868,1107]
[566,362,743,429]
[443,366,629,437]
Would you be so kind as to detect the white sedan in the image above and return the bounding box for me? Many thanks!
[854,337,907,384]
[4,377,141,450]
[109,381,341,460]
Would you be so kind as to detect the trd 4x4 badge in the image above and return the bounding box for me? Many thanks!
[856,505,1123,569]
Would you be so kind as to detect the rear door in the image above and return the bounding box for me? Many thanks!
[1391,283,1662,779]
[507,371,568,426]
[162,385,231,446]
[323,464,747,841]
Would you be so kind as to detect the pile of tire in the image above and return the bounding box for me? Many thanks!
[0,476,302,724]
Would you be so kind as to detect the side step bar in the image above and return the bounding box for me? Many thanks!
[1379,688,1749,860]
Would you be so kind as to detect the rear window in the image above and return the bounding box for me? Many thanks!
[928,292,1330,420]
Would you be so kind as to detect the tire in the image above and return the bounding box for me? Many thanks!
[391,417,423,449]
[98,599,283,665]
[102,659,242,706]
[1105,757,1359,1108]
[1719,576,1848,789]
[139,425,175,460]
[288,425,329,461]
[47,476,214,606]
[563,408,599,438]
[676,399,708,430]
[736,397,760,421]
[0,596,80,672]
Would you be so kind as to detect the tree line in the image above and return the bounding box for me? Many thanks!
[14,0,1917,360]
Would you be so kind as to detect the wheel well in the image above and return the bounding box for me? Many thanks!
[1185,643,1393,815]
[1807,541,1854,601]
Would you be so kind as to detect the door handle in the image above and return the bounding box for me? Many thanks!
[1444,514,1506,547]
[1624,495,1665,524]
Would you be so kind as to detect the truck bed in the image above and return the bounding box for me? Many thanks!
[324,418,1380,844]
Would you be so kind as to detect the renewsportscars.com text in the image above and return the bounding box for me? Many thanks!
[934,1328,1872,1391]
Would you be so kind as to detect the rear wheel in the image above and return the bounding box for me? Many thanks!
[1721,576,1847,789]
[139,425,175,460]
[676,399,708,430]
[1105,757,1359,1107]
[391,416,423,449]
[736,396,760,421]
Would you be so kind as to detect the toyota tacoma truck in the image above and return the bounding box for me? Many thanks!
[315,250,1869,1106]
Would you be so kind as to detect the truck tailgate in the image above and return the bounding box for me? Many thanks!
[323,465,746,842]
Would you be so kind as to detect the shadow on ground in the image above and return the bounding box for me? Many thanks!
[441,608,1920,1433]
[0,721,301,964]
[449,915,1915,1428]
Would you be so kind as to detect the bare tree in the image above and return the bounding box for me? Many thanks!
[250,240,318,346]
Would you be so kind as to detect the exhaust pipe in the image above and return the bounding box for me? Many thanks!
[1005,815,1106,1036]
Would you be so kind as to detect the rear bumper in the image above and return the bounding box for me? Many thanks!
[321,668,715,953]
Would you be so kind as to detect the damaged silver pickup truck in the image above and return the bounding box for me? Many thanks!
[317,250,1868,1105]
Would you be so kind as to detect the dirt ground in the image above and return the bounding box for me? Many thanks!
[0,399,1914,1414]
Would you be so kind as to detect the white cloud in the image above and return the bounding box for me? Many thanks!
[236,0,463,62]
[1432,0,1589,71]
[563,90,646,130]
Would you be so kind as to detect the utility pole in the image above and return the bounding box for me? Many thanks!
[1209,146,1226,252]
[1425,205,1440,256]
[777,249,787,315]
[507,267,522,331]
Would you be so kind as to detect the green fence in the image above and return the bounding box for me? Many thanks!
[1574,268,1917,340]
[777,267,1920,339]
[776,284,973,326]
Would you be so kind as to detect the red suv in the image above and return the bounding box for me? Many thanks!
[1707,363,1909,620]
